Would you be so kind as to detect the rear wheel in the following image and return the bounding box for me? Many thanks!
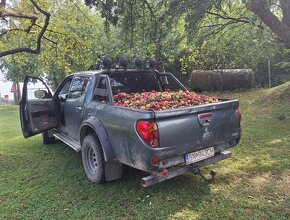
[82,134,105,183]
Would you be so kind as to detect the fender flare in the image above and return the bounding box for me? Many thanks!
[79,117,115,161]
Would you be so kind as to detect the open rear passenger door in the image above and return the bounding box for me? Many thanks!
[20,76,57,138]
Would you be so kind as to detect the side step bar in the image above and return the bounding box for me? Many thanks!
[142,151,231,187]
[54,133,81,152]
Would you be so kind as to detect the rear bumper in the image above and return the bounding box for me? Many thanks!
[142,151,231,187]
[157,134,240,171]
[128,127,241,172]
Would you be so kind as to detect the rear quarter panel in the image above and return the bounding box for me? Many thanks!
[84,102,156,170]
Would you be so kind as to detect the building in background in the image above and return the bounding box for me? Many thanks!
[0,72,22,104]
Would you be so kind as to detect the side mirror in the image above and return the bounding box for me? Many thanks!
[59,94,68,102]
[34,90,47,99]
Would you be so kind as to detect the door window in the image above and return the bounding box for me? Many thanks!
[26,78,52,100]
[59,79,72,95]
[68,76,90,99]
[56,77,73,102]
[20,76,56,138]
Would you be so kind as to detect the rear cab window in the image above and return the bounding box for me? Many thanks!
[92,71,185,104]
[93,76,110,103]
[109,72,161,95]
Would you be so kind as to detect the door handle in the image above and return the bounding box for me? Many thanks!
[75,106,82,111]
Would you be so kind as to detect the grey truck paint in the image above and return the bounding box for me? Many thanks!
[20,69,241,175]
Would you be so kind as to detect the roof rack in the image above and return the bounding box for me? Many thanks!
[87,57,158,71]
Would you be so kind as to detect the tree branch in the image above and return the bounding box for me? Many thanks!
[0,28,31,37]
[35,23,88,48]
[34,24,69,36]
[144,0,157,20]
[247,0,290,48]
[206,11,252,24]
[0,0,50,57]
[206,10,264,29]
[0,7,38,20]
[43,36,57,45]
[69,0,101,30]
[26,18,36,33]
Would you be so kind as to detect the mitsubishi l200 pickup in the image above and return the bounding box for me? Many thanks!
[20,66,242,187]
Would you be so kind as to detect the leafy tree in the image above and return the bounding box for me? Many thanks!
[1,0,289,91]
[158,0,288,85]
[1,0,105,89]
[246,0,290,84]
[247,0,290,49]
[84,0,221,71]
[0,0,50,57]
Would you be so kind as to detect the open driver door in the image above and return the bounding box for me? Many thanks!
[20,76,58,138]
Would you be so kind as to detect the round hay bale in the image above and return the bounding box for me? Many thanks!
[190,69,255,91]
[189,70,215,91]
[213,69,255,90]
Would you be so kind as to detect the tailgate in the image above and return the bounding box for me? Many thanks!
[154,100,240,155]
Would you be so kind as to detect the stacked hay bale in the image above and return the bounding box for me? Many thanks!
[190,69,255,91]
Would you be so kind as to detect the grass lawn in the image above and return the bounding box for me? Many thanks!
[0,83,289,219]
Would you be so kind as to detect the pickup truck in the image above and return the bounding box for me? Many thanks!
[20,67,242,187]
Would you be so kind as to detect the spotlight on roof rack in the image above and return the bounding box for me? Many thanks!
[119,57,128,69]
[103,57,112,69]
[134,58,143,69]
[149,59,157,70]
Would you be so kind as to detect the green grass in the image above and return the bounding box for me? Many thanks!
[1,84,290,219]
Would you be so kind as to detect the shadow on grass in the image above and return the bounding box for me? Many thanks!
[6,140,212,219]
[2,137,289,219]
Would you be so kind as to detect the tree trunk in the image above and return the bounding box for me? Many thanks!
[51,71,59,91]
[155,27,164,72]
[155,42,164,72]
[16,82,21,103]
[12,82,21,104]
[280,0,290,26]
[247,0,290,49]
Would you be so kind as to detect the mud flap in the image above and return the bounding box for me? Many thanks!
[105,161,123,182]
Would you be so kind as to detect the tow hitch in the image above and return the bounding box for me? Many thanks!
[192,167,217,181]
[142,151,231,187]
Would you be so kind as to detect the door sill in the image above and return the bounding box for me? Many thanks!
[54,132,81,152]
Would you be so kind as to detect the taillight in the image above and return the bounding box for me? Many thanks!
[236,107,242,126]
[136,121,159,148]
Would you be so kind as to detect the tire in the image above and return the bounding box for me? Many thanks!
[42,131,56,144]
[82,134,105,183]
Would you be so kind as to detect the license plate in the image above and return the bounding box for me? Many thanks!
[185,147,215,165]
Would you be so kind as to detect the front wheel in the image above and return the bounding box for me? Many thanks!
[81,134,105,183]
[42,131,56,144]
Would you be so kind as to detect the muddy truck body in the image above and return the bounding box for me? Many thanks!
[20,69,242,187]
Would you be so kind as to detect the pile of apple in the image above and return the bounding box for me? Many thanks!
[114,90,219,110]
